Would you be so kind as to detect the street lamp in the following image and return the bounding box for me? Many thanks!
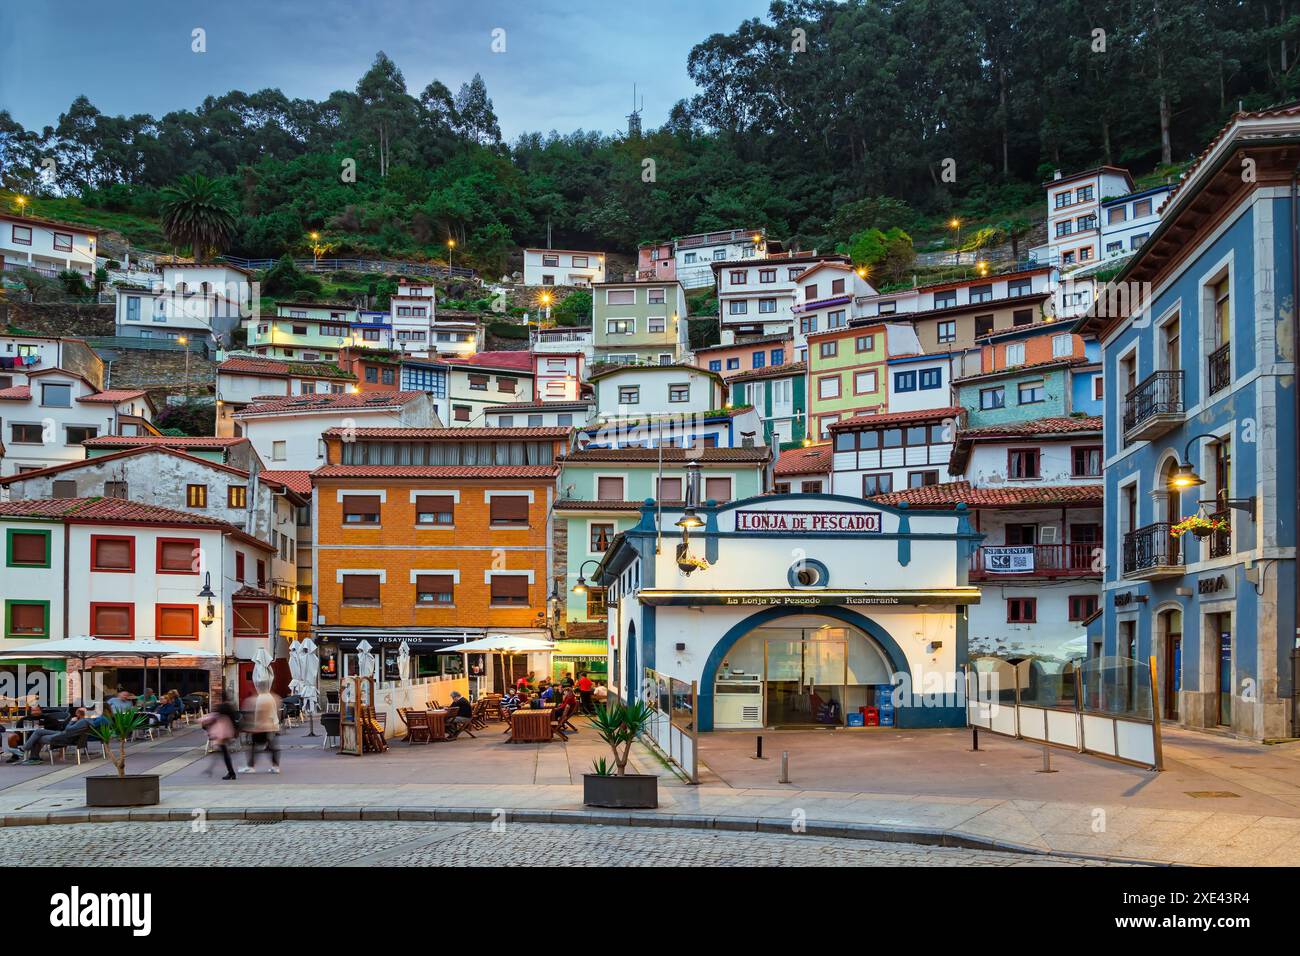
[198,573,217,627]
[674,460,705,530]
[949,217,962,263]
[1166,433,1257,513]
[448,238,456,271]
[309,232,321,267]
[14,195,27,217]
[178,335,190,396]
[572,558,603,595]
[539,291,553,325]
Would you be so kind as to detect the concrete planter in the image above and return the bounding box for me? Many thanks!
[583,773,658,809]
[85,774,160,808]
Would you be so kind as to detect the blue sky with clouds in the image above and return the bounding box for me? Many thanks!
[1,0,770,139]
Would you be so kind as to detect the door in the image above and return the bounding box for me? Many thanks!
[1213,612,1232,726]
[763,639,846,726]
[1163,609,1181,720]
[237,662,255,708]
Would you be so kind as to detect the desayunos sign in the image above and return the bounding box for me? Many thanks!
[734,510,882,533]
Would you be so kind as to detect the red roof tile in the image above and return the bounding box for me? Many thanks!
[870,480,1102,509]
[0,445,250,486]
[218,356,354,379]
[559,447,767,464]
[0,385,31,401]
[312,465,558,480]
[959,417,1102,438]
[257,470,313,495]
[829,406,965,430]
[78,389,149,404]
[83,435,245,448]
[235,391,425,416]
[320,426,570,440]
[953,357,1087,384]
[231,585,292,604]
[727,360,806,384]
[0,496,240,528]
[451,351,533,372]
[774,443,833,476]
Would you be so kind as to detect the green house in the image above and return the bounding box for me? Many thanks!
[727,361,808,447]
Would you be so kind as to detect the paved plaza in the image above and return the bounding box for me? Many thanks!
[2,717,1300,865]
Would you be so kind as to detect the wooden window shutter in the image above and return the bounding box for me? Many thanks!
[342,574,381,602]
[11,532,46,565]
[490,495,529,523]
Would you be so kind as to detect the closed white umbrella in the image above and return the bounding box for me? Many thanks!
[397,641,411,685]
[251,647,274,694]
[288,641,306,696]
[299,638,320,715]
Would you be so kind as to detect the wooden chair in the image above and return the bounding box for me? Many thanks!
[446,710,476,740]
[560,696,581,733]
[470,699,489,730]
[484,696,503,721]
[548,705,569,742]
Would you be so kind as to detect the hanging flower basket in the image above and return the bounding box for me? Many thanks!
[1171,515,1228,539]
[677,553,710,574]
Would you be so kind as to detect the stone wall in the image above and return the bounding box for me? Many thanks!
[1,301,115,338]
[105,348,217,398]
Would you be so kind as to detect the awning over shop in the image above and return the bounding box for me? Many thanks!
[552,639,608,658]
[316,628,483,655]
[636,588,982,607]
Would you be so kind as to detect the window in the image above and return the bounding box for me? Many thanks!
[91,535,134,572]
[1052,333,1073,358]
[605,318,634,336]
[1068,595,1099,622]
[233,603,269,637]
[1071,445,1102,477]
[877,301,896,315]
[704,477,732,502]
[774,482,791,494]
[648,288,666,304]
[467,374,490,391]
[1056,222,1073,238]
[156,604,199,640]
[648,317,666,333]
[341,574,381,606]
[235,551,246,583]
[62,425,97,446]
[156,538,198,574]
[817,375,841,400]
[1005,343,1026,366]
[708,360,722,372]
[656,477,684,501]
[89,602,133,639]
[342,495,381,525]
[831,278,846,295]
[862,473,893,496]
[1077,185,1094,202]
[586,587,608,619]
[1008,278,1032,297]
[606,289,635,306]
[974,315,995,337]
[771,348,785,365]
[413,574,454,606]
[415,494,455,525]
[815,341,837,360]
[728,300,748,315]
[1106,241,1123,256]
[186,484,208,508]
[1007,598,1037,623]
[933,290,957,309]
[855,334,875,353]
[453,405,471,422]
[802,480,823,493]
[919,368,942,390]
[590,523,615,552]
[52,480,78,499]
[1008,448,1041,479]
[1012,309,1034,327]
[908,470,940,488]
[490,575,530,607]
[489,494,529,526]
[969,284,993,303]
[11,225,32,245]
[729,270,748,286]
[894,371,917,393]
[1018,381,1045,404]
[758,298,777,314]
[381,368,395,386]
[497,377,517,394]
[799,316,818,335]
[51,231,74,252]
[980,387,1005,410]
[669,384,690,403]
[596,477,625,501]
[272,441,287,461]
[726,358,740,370]
[7,529,49,568]
[854,370,878,395]
[759,268,776,283]
[804,284,819,301]
[1107,206,1126,224]
[828,309,847,329]
[541,254,559,267]
[41,383,72,407]
[1061,251,1075,265]
[1054,191,1071,209]
[617,385,639,404]
[936,321,956,343]
[527,414,543,427]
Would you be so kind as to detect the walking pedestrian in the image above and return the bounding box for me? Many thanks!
[239,689,281,774]
[200,691,240,780]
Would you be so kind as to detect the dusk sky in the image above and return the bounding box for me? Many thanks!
[1,0,772,139]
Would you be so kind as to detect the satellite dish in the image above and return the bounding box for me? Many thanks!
[97,349,122,363]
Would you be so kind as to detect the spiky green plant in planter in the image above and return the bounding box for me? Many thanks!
[589,701,655,776]
[91,708,149,778]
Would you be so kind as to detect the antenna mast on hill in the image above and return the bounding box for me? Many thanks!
[627,83,643,139]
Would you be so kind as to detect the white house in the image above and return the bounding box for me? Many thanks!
[214,355,357,437]
[1100,185,1172,261]
[0,369,157,477]
[0,497,286,702]
[530,325,594,366]
[791,261,877,355]
[594,492,980,730]
[389,279,437,355]
[483,399,593,430]
[522,249,607,287]
[581,364,762,449]
[673,228,770,289]
[532,350,586,403]
[828,405,965,498]
[715,253,852,338]
[0,214,97,280]
[115,262,254,346]
[443,353,535,426]
[886,352,958,413]
[232,390,438,470]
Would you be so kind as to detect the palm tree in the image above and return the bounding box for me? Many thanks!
[159,174,236,261]
[996,218,1032,264]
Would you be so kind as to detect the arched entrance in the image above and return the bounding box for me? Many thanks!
[700,609,915,731]
[624,621,637,704]
[1159,457,1184,564]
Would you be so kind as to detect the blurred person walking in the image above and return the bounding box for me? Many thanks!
[200,691,240,780]
[239,688,281,774]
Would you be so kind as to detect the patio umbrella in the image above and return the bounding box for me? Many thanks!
[397,641,411,685]
[0,637,218,707]
[251,647,274,694]
[299,638,320,736]
[441,635,555,694]
[288,640,306,697]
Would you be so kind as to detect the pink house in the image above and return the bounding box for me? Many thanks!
[637,241,676,282]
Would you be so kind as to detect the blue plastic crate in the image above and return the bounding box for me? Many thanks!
[846,712,865,727]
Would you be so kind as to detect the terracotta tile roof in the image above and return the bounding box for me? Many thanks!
[256,470,314,495]
[0,385,31,401]
[0,445,250,486]
[312,464,558,480]
[774,443,833,476]
[450,351,533,373]
[870,480,1103,509]
[319,426,571,440]
[235,391,425,416]
[692,333,792,354]
[727,360,806,384]
[78,389,149,404]
[829,406,965,430]
[0,496,252,530]
[0,211,100,235]
[952,357,1088,384]
[231,585,292,604]
[558,447,769,464]
[959,416,1102,438]
[554,499,680,512]
[218,356,354,379]
[588,363,722,382]
[84,435,246,448]
[485,400,593,412]
[1166,104,1300,205]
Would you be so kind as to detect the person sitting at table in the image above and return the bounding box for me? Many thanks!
[20,709,105,764]
[146,691,184,729]
[139,688,159,708]
[108,690,136,714]
[539,683,556,703]
[446,691,473,736]
[560,671,574,690]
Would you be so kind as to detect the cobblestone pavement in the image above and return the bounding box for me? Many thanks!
[5,820,1131,866]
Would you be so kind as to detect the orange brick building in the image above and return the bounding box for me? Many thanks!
[311,427,567,687]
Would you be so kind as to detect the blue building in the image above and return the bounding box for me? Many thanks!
[1082,107,1300,741]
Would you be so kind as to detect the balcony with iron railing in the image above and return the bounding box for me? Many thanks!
[1207,509,1233,559]
[969,542,1100,580]
[1123,369,1183,443]
[1208,342,1231,396]
[1122,522,1184,579]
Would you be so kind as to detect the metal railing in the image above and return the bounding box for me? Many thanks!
[1208,510,1233,559]
[969,543,1099,578]
[1122,523,1182,575]
[1208,342,1231,396]
[1123,369,1183,433]
[219,255,477,280]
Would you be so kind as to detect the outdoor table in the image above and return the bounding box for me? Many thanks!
[506,708,556,743]
[426,709,448,740]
